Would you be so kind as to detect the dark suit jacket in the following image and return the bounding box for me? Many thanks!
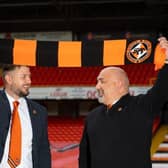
[0,90,51,168]
[79,65,168,168]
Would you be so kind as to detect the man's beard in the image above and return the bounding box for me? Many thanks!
[97,89,104,103]
[18,90,29,97]
[97,96,103,104]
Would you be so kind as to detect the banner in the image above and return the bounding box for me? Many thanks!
[0,86,150,100]
[0,38,165,69]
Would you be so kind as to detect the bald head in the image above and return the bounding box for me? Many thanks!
[96,66,129,106]
[100,66,129,88]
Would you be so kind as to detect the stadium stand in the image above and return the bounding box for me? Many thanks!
[0,63,158,86]
[0,63,161,168]
[29,63,158,86]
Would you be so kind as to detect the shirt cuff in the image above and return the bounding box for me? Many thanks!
[165,59,168,64]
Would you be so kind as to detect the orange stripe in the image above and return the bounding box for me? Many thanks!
[152,157,168,161]
[154,43,165,70]
[8,157,17,168]
[58,41,81,67]
[103,40,126,66]
[13,39,36,66]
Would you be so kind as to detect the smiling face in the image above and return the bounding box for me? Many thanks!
[96,67,129,106]
[4,66,31,99]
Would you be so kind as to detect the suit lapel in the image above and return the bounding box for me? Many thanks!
[0,90,12,154]
[0,90,11,118]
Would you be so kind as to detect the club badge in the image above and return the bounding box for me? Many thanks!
[126,40,152,63]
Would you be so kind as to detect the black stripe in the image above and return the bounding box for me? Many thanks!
[0,39,14,64]
[152,161,168,163]
[155,150,168,153]
[81,40,103,66]
[36,41,58,66]
[8,157,17,168]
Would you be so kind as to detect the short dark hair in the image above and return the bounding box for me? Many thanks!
[1,64,21,71]
[0,64,22,79]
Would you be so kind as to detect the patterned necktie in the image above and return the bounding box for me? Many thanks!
[8,101,21,168]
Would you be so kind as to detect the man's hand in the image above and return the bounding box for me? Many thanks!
[158,36,168,60]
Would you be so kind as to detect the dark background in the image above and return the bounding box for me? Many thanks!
[0,0,168,34]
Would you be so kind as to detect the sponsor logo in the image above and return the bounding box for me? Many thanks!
[126,40,152,63]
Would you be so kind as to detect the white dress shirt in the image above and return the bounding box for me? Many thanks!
[0,92,33,168]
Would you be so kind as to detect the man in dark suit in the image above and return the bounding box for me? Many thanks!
[0,64,51,168]
[79,37,168,168]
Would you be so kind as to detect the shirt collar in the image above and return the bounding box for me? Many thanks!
[107,99,119,109]
[5,90,25,108]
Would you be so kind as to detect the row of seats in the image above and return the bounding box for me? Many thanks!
[0,63,158,86]
[48,116,160,143]
[30,63,158,86]
[48,117,84,142]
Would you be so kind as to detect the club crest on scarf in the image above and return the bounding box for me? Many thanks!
[126,40,152,63]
